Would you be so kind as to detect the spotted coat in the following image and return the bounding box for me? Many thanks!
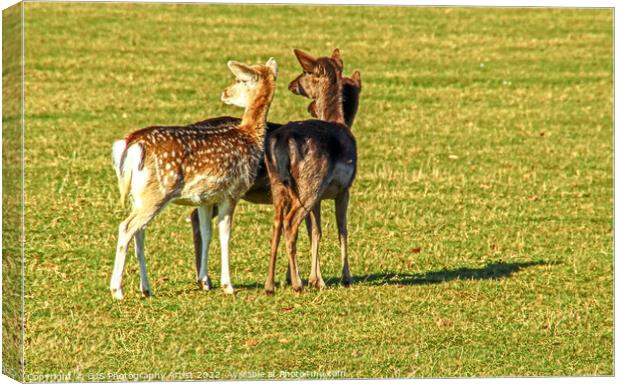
[121,119,262,206]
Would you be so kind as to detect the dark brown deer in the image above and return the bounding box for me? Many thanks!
[189,69,361,290]
[264,49,359,294]
[110,59,277,300]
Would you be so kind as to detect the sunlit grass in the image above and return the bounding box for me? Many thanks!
[13,3,613,379]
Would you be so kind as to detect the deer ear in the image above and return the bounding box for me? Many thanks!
[293,49,317,72]
[265,57,278,79]
[227,61,258,82]
[331,48,344,70]
[351,70,362,88]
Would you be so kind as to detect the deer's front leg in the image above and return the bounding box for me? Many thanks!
[196,205,213,290]
[191,209,202,280]
[217,199,236,294]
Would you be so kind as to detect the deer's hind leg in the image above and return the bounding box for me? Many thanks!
[306,202,325,289]
[265,198,285,295]
[283,201,311,293]
[335,189,352,287]
[133,229,151,297]
[110,201,163,300]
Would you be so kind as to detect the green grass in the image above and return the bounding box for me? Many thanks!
[3,3,24,381]
[13,3,613,379]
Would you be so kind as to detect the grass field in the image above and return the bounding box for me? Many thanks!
[6,3,614,379]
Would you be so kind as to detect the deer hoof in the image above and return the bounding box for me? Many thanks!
[292,285,303,294]
[197,276,212,291]
[222,284,235,295]
[141,287,152,298]
[265,280,275,295]
[110,288,124,301]
[308,277,326,289]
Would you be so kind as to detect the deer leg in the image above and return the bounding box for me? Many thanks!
[283,203,307,292]
[192,206,218,281]
[285,264,292,286]
[265,203,284,295]
[217,199,236,294]
[191,209,201,279]
[335,190,352,287]
[196,205,213,291]
[110,220,131,300]
[306,202,325,289]
[110,204,160,300]
[133,229,151,297]
[284,229,292,285]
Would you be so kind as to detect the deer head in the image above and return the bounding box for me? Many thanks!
[222,58,278,130]
[288,48,353,125]
[288,48,343,99]
[222,58,278,108]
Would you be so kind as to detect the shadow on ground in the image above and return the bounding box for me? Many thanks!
[350,260,550,287]
[173,260,551,294]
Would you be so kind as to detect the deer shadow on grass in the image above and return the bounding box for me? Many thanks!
[172,260,550,294]
[346,260,551,287]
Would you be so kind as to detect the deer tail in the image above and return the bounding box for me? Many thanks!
[267,135,309,212]
[112,139,142,207]
[267,136,292,188]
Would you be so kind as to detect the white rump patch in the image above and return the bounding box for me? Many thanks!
[125,144,143,169]
[121,144,149,209]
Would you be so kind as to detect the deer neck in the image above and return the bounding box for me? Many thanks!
[315,77,345,125]
[342,83,360,128]
[240,82,274,141]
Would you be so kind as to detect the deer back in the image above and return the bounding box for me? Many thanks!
[123,122,262,203]
[266,119,356,203]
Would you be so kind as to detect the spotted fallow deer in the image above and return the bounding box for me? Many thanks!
[264,49,358,294]
[110,58,278,300]
[189,69,361,289]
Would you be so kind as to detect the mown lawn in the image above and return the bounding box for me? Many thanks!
[12,3,614,379]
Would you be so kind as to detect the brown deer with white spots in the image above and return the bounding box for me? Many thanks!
[189,68,361,290]
[110,58,277,300]
[264,49,359,294]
